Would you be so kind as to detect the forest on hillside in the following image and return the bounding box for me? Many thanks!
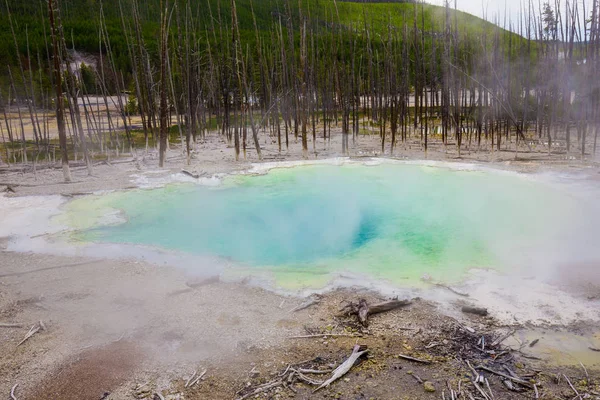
[0,0,598,181]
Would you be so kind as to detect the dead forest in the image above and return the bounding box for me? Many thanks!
[0,0,599,182]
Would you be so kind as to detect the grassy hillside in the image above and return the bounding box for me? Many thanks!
[0,0,514,69]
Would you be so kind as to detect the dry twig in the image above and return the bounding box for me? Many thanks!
[409,373,423,384]
[290,297,320,312]
[485,378,494,399]
[10,383,18,400]
[579,362,589,381]
[0,323,23,328]
[184,370,197,388]
[433,282,469,297]
[563,374,580,399]
[289,333,360,339]
[298,368,332,374]
[236,380,283,400]
[189,369,207,387]
[397,354,431,364]
[476,365,532,387]
[17,322,43,346]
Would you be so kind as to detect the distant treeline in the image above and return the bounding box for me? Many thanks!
[337,0,416,3]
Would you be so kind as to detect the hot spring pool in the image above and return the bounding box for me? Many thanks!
[58,162,592,289]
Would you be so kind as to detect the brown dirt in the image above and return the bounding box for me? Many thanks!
[155,293,600,400]
[28,341,144,400]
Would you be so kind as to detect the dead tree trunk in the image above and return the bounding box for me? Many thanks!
[49,0,71,182]
[159,0,169,168]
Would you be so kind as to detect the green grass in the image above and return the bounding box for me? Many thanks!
[0,0,520,67]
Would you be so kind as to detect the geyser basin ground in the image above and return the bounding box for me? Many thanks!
[58,161,598,292]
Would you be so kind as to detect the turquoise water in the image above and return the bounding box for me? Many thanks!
[63,163,582,288]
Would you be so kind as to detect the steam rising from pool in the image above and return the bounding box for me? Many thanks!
[59,163,600,291]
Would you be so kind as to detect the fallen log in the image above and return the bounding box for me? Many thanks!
[461,306,488,317]
[181,169,200,179]
[368,299,412,315]
[342,298,412,326]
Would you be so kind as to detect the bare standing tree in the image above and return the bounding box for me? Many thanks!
[48,0,71,182]
[159,0,170,168]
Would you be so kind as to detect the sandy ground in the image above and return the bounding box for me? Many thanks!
[1,132,600,399]
[2,128,599,195]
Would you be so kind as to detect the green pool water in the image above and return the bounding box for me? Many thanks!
[60,163,581,289]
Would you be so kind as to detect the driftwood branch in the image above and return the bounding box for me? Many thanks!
[314,345,368,392]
